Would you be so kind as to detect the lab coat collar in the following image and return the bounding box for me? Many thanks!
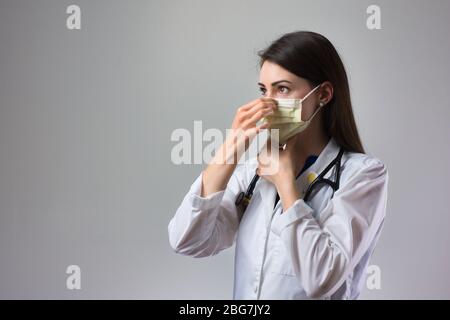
[257,137,341,227]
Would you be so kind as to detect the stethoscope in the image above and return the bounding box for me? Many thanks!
[235,146,345,212]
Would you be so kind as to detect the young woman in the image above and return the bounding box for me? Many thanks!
[168,31,388,300]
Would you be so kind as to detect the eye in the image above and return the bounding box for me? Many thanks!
[278,86,290,94]
[259,87,267,96]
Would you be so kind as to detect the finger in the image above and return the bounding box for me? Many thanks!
[260,97,278,105]
[245,99,277,117]
[265,134,272,149]
[259,136,272,155]
[239,98,265,112]
[244,108,274,128]
[241,126,260,141]
[255,121,270,134]
[243,101,277,126]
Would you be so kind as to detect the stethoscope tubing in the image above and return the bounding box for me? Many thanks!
[235,147,345,209]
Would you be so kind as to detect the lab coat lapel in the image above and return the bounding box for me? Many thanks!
[298,138,340,187]
[256,177,278,228]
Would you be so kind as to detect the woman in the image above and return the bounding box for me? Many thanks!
[168,31,388,300]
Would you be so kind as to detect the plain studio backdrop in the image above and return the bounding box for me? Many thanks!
[0,0,449,299]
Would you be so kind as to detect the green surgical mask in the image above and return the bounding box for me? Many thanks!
[262,84,324,144]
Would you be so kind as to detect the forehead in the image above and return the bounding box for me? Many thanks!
[259,60,298,82]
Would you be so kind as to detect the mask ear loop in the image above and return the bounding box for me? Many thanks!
[299,84,322,103]
[305,101,325,122]
[298,83,323,122]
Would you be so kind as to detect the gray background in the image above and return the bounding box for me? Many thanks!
[1,0,449,299]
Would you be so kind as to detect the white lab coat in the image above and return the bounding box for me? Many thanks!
[168,137,388,299]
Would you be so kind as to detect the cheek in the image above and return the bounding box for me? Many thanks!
[300,102,316,121]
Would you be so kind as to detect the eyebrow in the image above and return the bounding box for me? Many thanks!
[258,80,293,87]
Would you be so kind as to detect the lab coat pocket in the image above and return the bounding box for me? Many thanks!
[269,228,297,277]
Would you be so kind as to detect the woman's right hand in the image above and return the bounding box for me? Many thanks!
[228,97,278,154]
[201,98,277,197]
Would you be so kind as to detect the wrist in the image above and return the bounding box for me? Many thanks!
[212,138,239,165]
[277,177,297,194]
[277,179,301,212]
[275,170,296,188]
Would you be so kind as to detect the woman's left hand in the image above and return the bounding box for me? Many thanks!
[256,135,302,211]
[256,135,297,185]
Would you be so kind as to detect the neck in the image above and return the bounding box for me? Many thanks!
[291,122,330,175]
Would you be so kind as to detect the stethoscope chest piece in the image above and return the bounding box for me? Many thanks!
[235,173,260,213]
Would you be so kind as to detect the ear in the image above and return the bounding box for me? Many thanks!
[319,81,334,106]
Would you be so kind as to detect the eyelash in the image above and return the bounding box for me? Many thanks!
[259,86,290,95]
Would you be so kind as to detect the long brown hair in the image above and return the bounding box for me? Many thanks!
[258,31,365,154]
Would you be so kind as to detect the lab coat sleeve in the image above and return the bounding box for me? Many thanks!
[270,159,388,298]
[167,163,248,258]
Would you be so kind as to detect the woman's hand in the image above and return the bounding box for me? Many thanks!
[214,98,278,165]
[202,98,277,197]
[256,135,302,212]
[229,97,278,152]
[230,97,277,131]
